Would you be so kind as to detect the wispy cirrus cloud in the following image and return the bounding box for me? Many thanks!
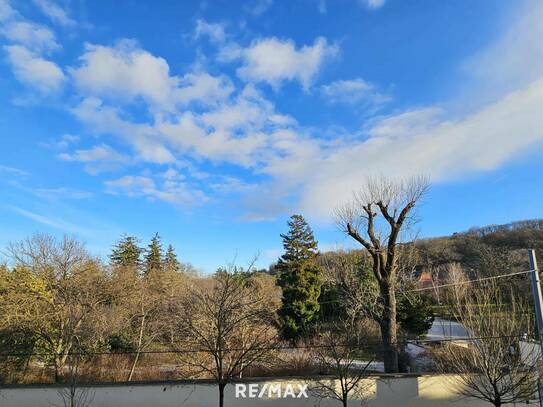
[247,0,273,16]
[194,19,226,43]
[321,78,391,108]
[0,164,30,177]
[58,143,130,174]
[105,175,208,207]
[0,20,59,52]
[361,0,385,9]
[8,205,86,234]
[32,0,75,27]
[32,187,93,200]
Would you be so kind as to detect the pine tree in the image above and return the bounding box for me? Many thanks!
[276,214,322,343]
[164,244,180,273]
[110,235,142,269]
[144,233,163,274]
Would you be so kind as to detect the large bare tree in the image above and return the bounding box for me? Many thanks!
[433,279,539,407]
[2,234,110,381]
[173,270,279,407]
[335,175,429,372]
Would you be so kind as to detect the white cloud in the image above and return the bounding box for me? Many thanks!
[71,97,175,164]
[71,40,233,111]
[0,164,29,177]
[321,78,391,107]
[363,0,385,9]
[72,80,295,169]
[0,0,15,22]
[58,143,130,174]
[194,19,226,43]
[1,20,59,52]
[58,144,127,163]
[234,37,338,89]
[463,0,543,101]
[4,45,65,93]
[40,134,79,150]
[9,205,85,234]
[32,187,92,200]
[157,85,293,167]
[210,176,256,194]
[56,134,79,148]
[105,175,207,207]
[176,72,234,105]
[59,1,543,222]
[32,0,75,26]
[161,168,183,180]
[285,77,543,218]
[216,42,243,63]
[248,0,273,16]
[317,0,327,14]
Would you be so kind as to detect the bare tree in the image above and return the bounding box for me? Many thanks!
[433,279,538,407]
[318,250,380,346]
[335,175,429,372]
[311,319,375,407]
[112,268,169,382]
[440,262,468,304]
[174,270,278,407]
[55,353,95,407]
[3,234,110,382]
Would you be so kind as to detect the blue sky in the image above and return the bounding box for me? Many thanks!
[1,0,543,272]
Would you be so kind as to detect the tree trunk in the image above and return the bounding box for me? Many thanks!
[218,382,226,407]
[128,313,146,381]
[379,280,399,373]
[493,392,501,407]
[127,350,141,382]
[342,389,349,407]
[54,358,61,383]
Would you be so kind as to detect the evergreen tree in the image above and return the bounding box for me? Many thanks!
[110,235,142,269]
[163,244,180,273]
[144,233,163,274]
[397,294,435,338]
[276,214,322,342]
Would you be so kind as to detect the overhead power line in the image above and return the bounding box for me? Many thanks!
[410,269,533,293]
[0,334,529,358]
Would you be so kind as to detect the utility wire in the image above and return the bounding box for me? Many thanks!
[0,334,530,358]
[410,269,533,293]
[279,268,534,310]
[0,269,534,357]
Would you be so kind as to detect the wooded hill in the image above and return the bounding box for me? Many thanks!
[414,218,543,277]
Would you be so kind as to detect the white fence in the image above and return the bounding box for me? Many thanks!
[0,375,497,407]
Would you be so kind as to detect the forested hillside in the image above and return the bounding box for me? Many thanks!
[414,219,543,276]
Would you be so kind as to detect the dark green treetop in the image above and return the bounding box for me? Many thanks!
[110,235,142,269]
[279,214,318,263]
[164,244,180,273]
[144,233,163,274]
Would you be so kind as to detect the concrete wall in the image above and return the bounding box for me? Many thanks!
[0,375,499,407]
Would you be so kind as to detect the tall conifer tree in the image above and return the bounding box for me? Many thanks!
[110,235,142,270]
[276,214,322,342]
[144,233,163,274]
[164,244,180,273]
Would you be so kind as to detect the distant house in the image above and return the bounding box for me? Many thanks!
[413,266,434,291]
